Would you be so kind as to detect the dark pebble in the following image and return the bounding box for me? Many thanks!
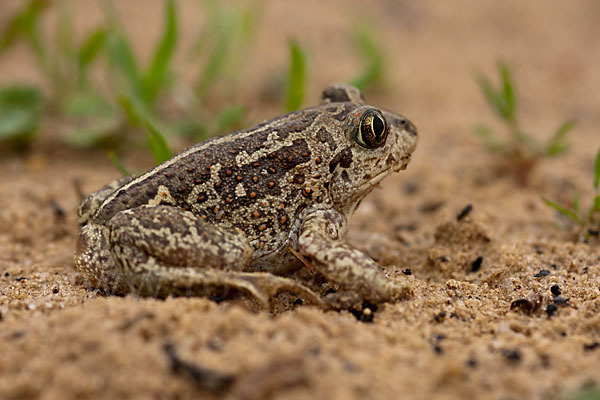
[14,277,28,282]
[50,200,66,219]
[293,298,303,306]
[163,343,234,393]
[471,256,483,272]
[546,304,558,317]
[4,272,9,277]
[402,269,412,275]
[52,287,59,294]
[583,342,599,352]
[550,284,561,297]
[502,348,522,363]
[534,269,551,278]
[434,311,447,322]
[466,358,478,368]
[553,296,569,306]
[457,204,473,220]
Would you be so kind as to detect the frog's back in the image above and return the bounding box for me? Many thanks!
[92,104,358,255]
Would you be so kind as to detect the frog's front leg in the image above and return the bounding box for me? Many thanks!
[76,205,322,307]
[297,209,411,306]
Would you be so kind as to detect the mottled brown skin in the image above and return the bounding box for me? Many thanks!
[75,83,418,308]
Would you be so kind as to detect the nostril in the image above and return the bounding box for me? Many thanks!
[393,118,407,127]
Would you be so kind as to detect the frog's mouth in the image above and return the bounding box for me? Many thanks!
[351,152,411,198]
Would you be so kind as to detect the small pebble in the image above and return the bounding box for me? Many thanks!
[466,358,478,368]
[550,284,561,297]
[402,269,412,275]
[583,342,599,352]
[534,269,551,278]
[502,348,522,363]
[553,296,569,306]
[457,204,473,220]
[471,256,483,272]
[546,304,558,317]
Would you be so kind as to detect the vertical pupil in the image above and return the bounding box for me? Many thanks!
[372,115,384,137]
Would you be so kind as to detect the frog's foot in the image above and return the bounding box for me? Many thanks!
[128,267,323,309]
[298,210,413,306]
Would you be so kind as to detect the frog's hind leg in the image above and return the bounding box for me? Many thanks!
[106,205,323,307]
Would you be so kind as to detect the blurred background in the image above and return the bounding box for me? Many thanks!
[0,0,598,169]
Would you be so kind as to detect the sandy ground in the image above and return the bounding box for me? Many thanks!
[1,1,600,399]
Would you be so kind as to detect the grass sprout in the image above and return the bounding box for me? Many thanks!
[475,61,575,186]
[108,150,132,176]
[543,148,600,240]
[285,39,307,112]
[349,26,384,92]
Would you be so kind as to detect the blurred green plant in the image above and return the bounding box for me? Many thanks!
[285,39,307,112]
[0,85,43,148]
[107,150,131,176]
[102,0,177,111]
[0,0,121,147]
[99,0,177,163]
[542,147,600,240]
[565,386,600,400]
[0,0,389,173]
[475,61,575,186]
[349,26,384,92]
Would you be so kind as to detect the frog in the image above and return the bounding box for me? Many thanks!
[75,83,418,309]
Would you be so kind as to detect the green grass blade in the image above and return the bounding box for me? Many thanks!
[194,15,233,98]
[108,151,131,176]
[77,29,106,85]
[116,92,171,163]
[285,39,307,112]
[0,0,48,51]
[593,195,600,212]
[542,197,583,225]
[349,26,384,91]
[594,148,600,189]
[57,4,75,63]
[546,119,574,157]
[106,31,143,102]
[476,73,505,121]
[142,0,177,103]
[498,61,516,122]
[144,118,172,164]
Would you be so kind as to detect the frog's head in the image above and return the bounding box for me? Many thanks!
[321,83,418,216]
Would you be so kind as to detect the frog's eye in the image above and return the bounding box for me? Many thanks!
[356,109,388,149]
